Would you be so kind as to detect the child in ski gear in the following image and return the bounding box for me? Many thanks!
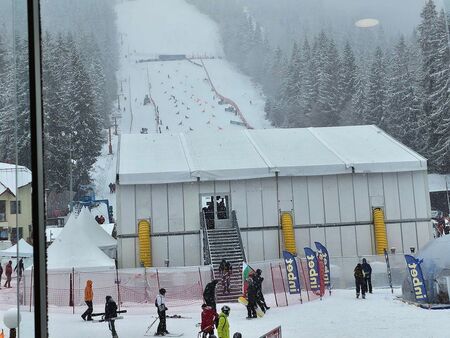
[218,259,232,294]
[362,258,372,293]
[104,295,118,338]
[253,269,269,312]
[155,288,169,336]
[4,261,12,288]
[354,263,366,299]
[81,280,94,321]
[246,277,257,318]
[201,303,217,338]
[217,305,230,338]
[203,280,219,311]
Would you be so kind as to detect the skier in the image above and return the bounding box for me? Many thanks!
[200,303,217,338]
[81,280,94,321]
[218,259,232,294]
[155,288,169,336]
[4,261,12,288]
[246,277,257,319]
[0,263,3,289]
[253,269,269,312]
[14,258,24,283]
[362,258,372,294]
[217,305,230,338]
[354,263,366,299]
[104,295,118,338]
[203,279,219,311]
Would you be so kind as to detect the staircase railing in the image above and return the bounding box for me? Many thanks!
[200,211,211,265]
[231,210,247,262]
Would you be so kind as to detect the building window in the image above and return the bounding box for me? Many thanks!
[10,200,21,214]
[0,201,6,222]
[10,227,23,243]
[0,227,8,240]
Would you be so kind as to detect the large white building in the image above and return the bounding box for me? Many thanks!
[116,126,432,268]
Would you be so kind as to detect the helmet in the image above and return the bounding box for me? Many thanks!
[256,269,262,275]
[105,295,112,301]
[159,288,166,295]
[221,305,230,315]
[233,333,242,338]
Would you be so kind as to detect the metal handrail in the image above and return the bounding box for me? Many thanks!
[200,211,211,265]
[231,210,247,262]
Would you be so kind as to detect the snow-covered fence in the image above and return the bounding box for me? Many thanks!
[23,266,211,308]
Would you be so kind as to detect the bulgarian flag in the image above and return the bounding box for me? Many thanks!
[242,262,251,296]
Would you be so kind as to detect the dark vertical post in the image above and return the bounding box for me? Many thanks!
[27,0,48,336]
[269,263,278,307]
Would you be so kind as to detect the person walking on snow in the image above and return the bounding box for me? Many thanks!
[218,259,232,294]
[81,280,94,321]
[253,269,269,312]
[362,258,372,294]
[354,263,366,299]
[203,280,219,311]
[246,277,257,318]
[14,258,24,283]
[217,305,230,338]
[104,295,118,338]
[155,288,169,336]
[4,261,12,288]
[201,303,217,338]
[0,263,3,289]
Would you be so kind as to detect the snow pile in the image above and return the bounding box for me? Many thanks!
[47,212,115,270]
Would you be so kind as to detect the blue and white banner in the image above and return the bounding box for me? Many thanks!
[404,255,428,302]
[314,242,330,287]
[304,247,320,292]
[282,251,301,294]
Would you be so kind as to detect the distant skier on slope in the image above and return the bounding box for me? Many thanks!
[155,288,169,336]
[354,263,366,299]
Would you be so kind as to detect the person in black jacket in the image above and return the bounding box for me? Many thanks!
[155,288,169,336]
[104,295,118,338]
[354,263,366,299]
[246,277,257,318]
[203,280,219,311]
[253,269,269,312]
[362,258,372,294]
[218,259,232,294]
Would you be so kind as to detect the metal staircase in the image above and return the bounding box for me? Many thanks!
[202,210,246,303]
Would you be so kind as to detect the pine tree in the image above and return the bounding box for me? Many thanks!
[365,47,387,127]
[339,41,357,121]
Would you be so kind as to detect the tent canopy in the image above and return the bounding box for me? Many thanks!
[118,125,427,185]
[0,163,32,196]
[0,239,33,258]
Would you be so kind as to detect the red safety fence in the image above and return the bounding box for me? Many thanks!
[259,326,282,338]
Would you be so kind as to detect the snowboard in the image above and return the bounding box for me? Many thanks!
[92,316,124,323]
[147,333,183,337]
[237,296,265,318]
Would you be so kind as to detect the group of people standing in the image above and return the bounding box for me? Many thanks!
[354,258,372,299]
[0,258,24,289]
[245,269,270,319]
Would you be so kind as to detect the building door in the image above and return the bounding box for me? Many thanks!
[201,194,231,229]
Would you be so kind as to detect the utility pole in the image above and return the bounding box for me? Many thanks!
[109,125,113,155]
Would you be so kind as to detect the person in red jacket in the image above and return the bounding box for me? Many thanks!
[200,303,217,338]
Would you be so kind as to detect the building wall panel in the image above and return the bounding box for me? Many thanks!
[152,236,168,267]
[309,227,325,248]
[183,182,200,231]
[261,178,278,227]
[246,179,263,227]
[356,224,373,256]
[295,228,310,256]
[214,181,231,194]
[323,175,340,223]
[119,238,136,268]
[325,227,342,257]
[278,176,293,212]
[263,229,279,260]
[168,235,184,266]
[308,177,325,224]
[382,173,401,220]
[292,177,310,225]
[118,185,136,234]
[398,172,416,219]
[416,221,432,250]
[340,226,357,257]
[168,184,184,232]
[151,184,169,233]
[338,175,356,223]
[401,222,418,253]
[231,181,248,227]
[135,185,152,220]
[184,234,201,266]
[247,230,264,262]
[353,174,371,222]
[412,172,430,219]
[386,223,403,253]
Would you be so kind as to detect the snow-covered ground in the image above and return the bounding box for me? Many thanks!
[4,289,450,337]
[91,0,270,206]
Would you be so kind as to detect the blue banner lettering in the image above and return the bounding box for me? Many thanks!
[282,251,301,294]
[404,254,428,303]
[314,242,330,287]
[304,247,320,292]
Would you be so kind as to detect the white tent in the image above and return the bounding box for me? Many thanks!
[47,213,115,270]
[0,238,33,257]
[77,207,117,258]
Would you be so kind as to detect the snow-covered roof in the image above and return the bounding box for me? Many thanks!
[428,174,450,193]
[47,213,115,270]
[0,239,33,258]
[118,125,427,185]
[0,163,32,196]
[77,207,116,248]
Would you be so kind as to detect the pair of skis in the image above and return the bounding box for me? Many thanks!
[144,314,186,337]
[90,310,127,323]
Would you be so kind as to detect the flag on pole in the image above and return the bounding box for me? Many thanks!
[242,262,252,296]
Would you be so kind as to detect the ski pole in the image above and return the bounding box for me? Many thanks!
[145,317,159,335]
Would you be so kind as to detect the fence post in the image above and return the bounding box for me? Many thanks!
[278,264,288,306]
[71,268,75,314]
[198,267,204,299]
[156,269,160,290]
[269,262,278,307]
[298,257,310,302]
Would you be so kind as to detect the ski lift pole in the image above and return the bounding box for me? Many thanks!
[115,259,121,311]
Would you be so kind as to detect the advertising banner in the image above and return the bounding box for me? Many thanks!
[404,254,428,302]
[282,251,301,294]
[304,247,321,293]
